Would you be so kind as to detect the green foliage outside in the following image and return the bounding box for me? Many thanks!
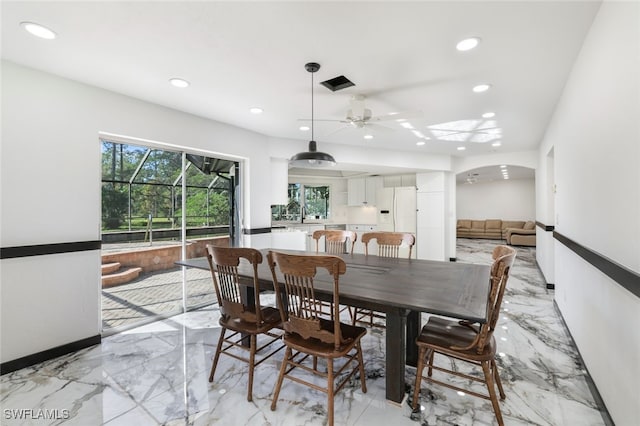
[101,141,230,231]
[271,184,330,221]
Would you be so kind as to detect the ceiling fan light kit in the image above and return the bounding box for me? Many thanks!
[290,62,337,168]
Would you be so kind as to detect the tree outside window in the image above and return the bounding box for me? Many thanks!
[271,184,330,222]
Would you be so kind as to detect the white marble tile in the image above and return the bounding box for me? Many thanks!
[0,240,609,425]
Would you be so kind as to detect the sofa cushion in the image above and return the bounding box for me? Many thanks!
[471,220,485,230]
[485,219,502,230]
[457,220,471,229]
[502,220,525,230]
[523,221,535,230]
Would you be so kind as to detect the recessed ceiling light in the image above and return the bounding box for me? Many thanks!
[169,78,190,88]
[473,84,491,93]
[492,142,502,147]
[363,134,373,140]
[249,107,263,114]
[400,122,414,129]
[503,176,509,179]
[456,37,480,51]
[416,141,425,146]
[482,112,496,118]
[20,22,57,40]
[457,146,466,151]
[500,164,507,168]
[299,126,310,131]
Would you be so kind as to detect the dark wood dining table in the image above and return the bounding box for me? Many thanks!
[177,249,491,404]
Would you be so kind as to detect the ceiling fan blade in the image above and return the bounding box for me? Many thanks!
[322,125,351,137]
[297,118,346,122]
[365,122,394,133]
[369,110,423,122]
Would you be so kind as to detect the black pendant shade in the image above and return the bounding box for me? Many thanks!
[290,62,336,167]
[290,140,336,166]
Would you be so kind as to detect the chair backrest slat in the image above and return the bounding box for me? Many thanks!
[312,230,357,255]
[206,245,264,324]
[475,245,517,353]
[361,232,416,259]
[268,251,347,350]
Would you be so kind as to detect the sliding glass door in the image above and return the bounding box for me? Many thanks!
[100,139,235,333]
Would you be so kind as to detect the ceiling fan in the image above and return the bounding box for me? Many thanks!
[300,94,422,135]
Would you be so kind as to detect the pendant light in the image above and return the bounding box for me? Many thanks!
[290,62,336,167]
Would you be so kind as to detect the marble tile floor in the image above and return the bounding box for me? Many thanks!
[0,240,610,425]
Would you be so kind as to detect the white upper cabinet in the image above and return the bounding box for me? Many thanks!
[347,177,365,206]
[348,176,383,206]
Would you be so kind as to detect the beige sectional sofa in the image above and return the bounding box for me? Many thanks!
[457,219,536,246]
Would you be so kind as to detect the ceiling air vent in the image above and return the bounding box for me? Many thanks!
[320,75,355,92]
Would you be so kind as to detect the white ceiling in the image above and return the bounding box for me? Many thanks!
[1,1,600,175]
[456,164,534,184]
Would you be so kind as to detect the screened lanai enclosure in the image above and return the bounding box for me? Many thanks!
[100,139,239,333]
[101,140,236,242]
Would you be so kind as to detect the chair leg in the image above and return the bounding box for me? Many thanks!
[412,346,427,410]
[209,327,226,382]
[327,358,334,426]
[427,348,435,377]
[492,359,506,399]
[271,346,290,411]
[481,360,504,426]
[247,334,256,402]
[356,342,367,393]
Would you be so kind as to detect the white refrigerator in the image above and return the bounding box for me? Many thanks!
[376,187,417,258]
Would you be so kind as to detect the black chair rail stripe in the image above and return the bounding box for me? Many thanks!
[553,231,640,298]
[0,240,101,259]
[242,228,272,235]
[536,221,555,231]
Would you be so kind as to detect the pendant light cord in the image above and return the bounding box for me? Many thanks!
[311,69,314,142]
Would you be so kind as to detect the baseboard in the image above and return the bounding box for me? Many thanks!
[552,301,614,426]
[535,259,555,290]
[1,335,101,375]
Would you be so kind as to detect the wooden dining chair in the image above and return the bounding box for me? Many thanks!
[312,229,357,320]
[312,229,357,255]
[205,245,284,402]
[267,251,367,426]
[411,245,517,426]
[352,231,416,327]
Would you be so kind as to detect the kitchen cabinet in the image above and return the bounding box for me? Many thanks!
[347,176,383,206]
[271,229,306,251]
[416,172,446,261]
[272,224,325,251]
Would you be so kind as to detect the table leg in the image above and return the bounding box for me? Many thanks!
[385,308,408,403]
[238,285,253,347]
[406,310,420,367]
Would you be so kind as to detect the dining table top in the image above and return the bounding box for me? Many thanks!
[177,249,492,324]
[177,248,492,403]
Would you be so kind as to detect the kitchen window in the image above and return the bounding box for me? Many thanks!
[271,183,330,222]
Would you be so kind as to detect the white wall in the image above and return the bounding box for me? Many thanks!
[1,61,459,364]
[536,2,640,424]
[0,61,271,363]
[456,179,535,221]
